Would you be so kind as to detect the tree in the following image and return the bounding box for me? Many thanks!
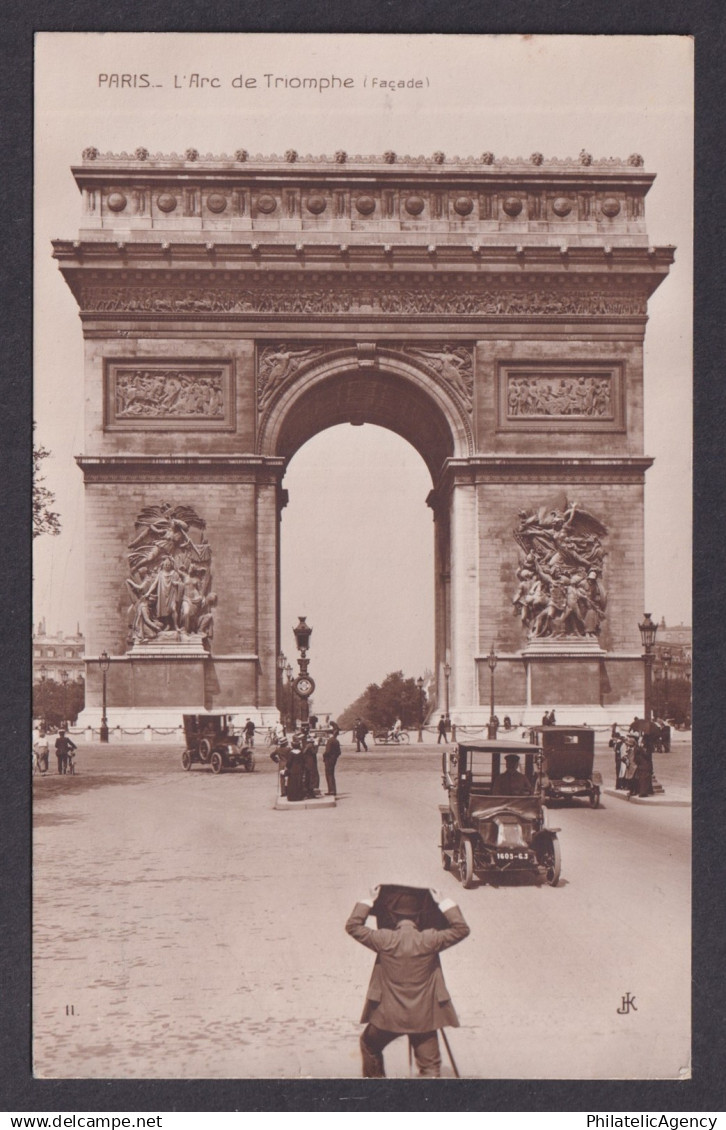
[338,671,428,731]
[32,677,85,729]
[33,428,61,538]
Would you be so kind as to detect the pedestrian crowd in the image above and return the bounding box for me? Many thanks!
[609,716,663,798]
[271,715,343,802]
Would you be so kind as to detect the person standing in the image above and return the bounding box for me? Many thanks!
[34,732,50,775]
[634,732,655,797]
[323,723,342,796]
[345,887,470,1078]
[437,716,448,744]
[354,718,369,752]
[55,729,76,775]
[301,725,321,797]
[285,736,306,802]
[243,718,256,747]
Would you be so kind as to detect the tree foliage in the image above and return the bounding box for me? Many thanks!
[32,678,85,728]
[33,431,62,539]
[338,670,428,731]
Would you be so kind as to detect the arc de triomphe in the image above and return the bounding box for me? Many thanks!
[52,149,673,728]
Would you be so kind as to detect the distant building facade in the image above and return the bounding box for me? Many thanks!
[653,618,691,723]
[33,620,86,683]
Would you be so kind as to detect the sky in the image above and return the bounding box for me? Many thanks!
[33,33,693,716]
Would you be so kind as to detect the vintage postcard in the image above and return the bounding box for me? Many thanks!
[32,32,692,1081]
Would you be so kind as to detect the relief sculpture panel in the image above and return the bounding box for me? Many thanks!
[256,345,331,411]
[105,361,234,430]
[498,363,624,432]
[511,495,608,640]
[124,503,216,649]
[399,345,473,412]
[82,277,647,318]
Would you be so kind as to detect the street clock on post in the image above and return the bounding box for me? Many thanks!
[294,675,315,699]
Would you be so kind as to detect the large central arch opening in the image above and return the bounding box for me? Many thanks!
[271,361,464,720]
[280,424,435,718]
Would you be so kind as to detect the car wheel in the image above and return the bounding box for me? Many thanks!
[459,838,475,888]
[544,836,561,886]
[211,751,224,774]
[199,738,212,763]
[244,753,256,772]
[589,787,600,808]
[181,750,192,771]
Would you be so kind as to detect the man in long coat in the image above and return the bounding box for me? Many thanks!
[345,887,470,1077]
[322,723,342,796]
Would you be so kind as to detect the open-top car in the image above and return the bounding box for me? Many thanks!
[181,713,256,774]
[439,739,561,887]
[528,725,601,807]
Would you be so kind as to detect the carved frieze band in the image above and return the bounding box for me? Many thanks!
[80,277,647,318]
[497,362,624,432]
[256,342,474,415]
[105,360,235,430]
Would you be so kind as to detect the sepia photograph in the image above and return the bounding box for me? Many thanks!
[32,32,693,1081]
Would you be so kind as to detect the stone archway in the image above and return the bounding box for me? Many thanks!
[55,150,673,727]
[259,346,472,723]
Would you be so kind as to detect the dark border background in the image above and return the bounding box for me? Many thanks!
[4,2,723,1114]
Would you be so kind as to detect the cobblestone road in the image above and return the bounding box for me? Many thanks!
[33,735,691,1080]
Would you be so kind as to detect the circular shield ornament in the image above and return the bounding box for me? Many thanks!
[207,194,228,213]
[256,194,277,214]
[156,193,177,213]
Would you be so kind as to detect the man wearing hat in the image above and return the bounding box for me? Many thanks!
[54,729,76,775]
[491,752,532,795]
[345,886,470,1077]
[322,723,342,797]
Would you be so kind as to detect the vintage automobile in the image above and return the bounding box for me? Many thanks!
[181,713,256,774]
[439,739,561,887]
[528,725,601,807]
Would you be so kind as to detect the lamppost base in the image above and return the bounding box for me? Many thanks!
[100,723,109,743]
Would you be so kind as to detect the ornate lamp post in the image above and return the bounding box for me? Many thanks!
[285,662,294,731]
[638,613,658,723]
[39,665,48,731]
[417,676,425,743]
[277,652,287,723]
[661,649,672,719]
[292,616,314,725]
[61,668,69,729]
[99,651,110,743]
[443,660,451,731]
[487,644,498,738]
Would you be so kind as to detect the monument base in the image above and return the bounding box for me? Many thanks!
[127,633,209,658]
[76,704,280,733]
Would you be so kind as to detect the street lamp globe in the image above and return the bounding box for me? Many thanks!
[638,613,658,653]
[293,616,312,653]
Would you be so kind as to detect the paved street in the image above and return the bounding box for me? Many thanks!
[33,735,691,1080]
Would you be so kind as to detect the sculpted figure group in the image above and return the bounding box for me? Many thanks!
[115,369,225,419]
[507,374,612,419]
[512,497,608,640]
[125,503,217,647]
